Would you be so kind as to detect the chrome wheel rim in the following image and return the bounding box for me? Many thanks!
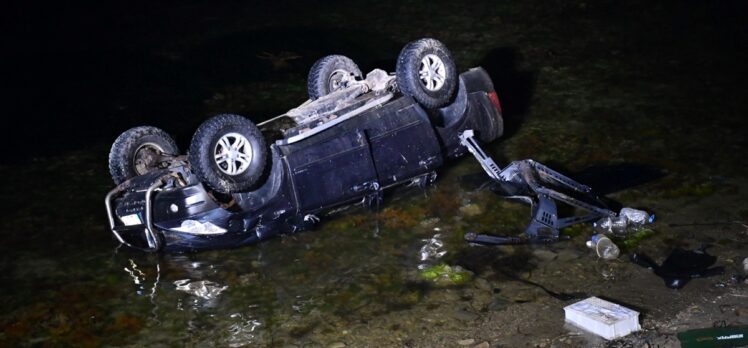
[214,133,253,175]
[328,69,351,92]
[418,54,446,91]
[133,142,165,175]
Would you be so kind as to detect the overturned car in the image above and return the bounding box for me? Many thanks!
[105,38,505,252]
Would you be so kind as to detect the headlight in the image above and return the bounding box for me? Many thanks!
[172,220,227,235]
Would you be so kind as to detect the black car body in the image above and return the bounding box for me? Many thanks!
[105,67,503,252]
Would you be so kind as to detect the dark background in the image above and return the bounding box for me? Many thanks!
[5,1,744,164]
[4,1,414,161]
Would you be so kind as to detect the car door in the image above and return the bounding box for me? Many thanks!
[366,97,444,187]
[284,130,378,212]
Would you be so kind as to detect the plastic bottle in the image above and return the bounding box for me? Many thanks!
[586,234,620,260]
[619,207,655,227]
[593,207,655,235]
[592,216,629,235]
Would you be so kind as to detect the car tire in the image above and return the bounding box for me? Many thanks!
[396,38,457,108]
[307,55,362,100]
[108,126,179,185]
[189,114,267,193]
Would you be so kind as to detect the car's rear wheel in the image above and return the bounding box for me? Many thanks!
[189,114,267,193]
[396,38,457,108]
[307,55,362,100]
[108,126,179,185]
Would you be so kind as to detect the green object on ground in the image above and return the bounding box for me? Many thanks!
[418,263,472,285]
[677,326,748,348]
[620,228,656,250]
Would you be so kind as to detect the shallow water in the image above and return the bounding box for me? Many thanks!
[3,1,747,347]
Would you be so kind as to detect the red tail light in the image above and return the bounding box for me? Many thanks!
[486,91,502,113]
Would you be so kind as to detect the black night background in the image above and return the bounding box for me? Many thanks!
[2,1,747,346]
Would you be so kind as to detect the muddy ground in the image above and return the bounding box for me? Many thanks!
[2,1,747,347]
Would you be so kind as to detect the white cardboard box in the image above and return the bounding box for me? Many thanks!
[564,297,641,340]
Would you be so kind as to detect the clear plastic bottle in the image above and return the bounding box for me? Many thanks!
[586,234,620,260]
[593,216,629,235]
[593,207,655,235]
[619,207,655,228]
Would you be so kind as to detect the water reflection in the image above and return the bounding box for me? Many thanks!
[173,279,228,301]
[226,312,262,347]
[115,252,271,346]
[123,259,159,298]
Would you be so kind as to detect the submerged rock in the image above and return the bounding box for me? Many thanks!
[557,249,581,262]
[474,278,492,292]
[532,249,558,262]
[457,338,475,346]
[459,203,483,217]
[452,309,480,322]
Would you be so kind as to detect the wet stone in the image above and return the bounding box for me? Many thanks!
[452,309,480,322]
[488,297,511,311]
[327,342,346,348]
[420,217,441,227]
[503,287,538,303]
[557,249,581,262]
[496,245,516,255]
[460,203,483,217]
[474,278,492,292]
[457,338,476,346]
[735,307,748,317]
[473,342,490,348]
[470,290,493,311]
[533,249,558,262]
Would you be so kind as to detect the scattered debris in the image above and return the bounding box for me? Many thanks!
[564,297,640,340]
[593,208,654,236]
[586,234,620,260]
[173,279,228,300]
[419,234,447,263]
[459,130,615,245]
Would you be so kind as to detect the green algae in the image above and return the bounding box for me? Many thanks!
[619,228,657,251]
[560,223,591,238]
[418,263,473,286]
[663,182,716,199]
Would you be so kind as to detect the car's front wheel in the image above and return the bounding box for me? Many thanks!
[396,38,457,109]
[189,114,267,193]
[307,55,362,100]
[108,126,179,185]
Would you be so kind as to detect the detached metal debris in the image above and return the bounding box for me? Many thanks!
[459,130,617,244]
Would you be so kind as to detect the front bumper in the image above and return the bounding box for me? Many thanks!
[105,171,179,250]
[105,167,254,252]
